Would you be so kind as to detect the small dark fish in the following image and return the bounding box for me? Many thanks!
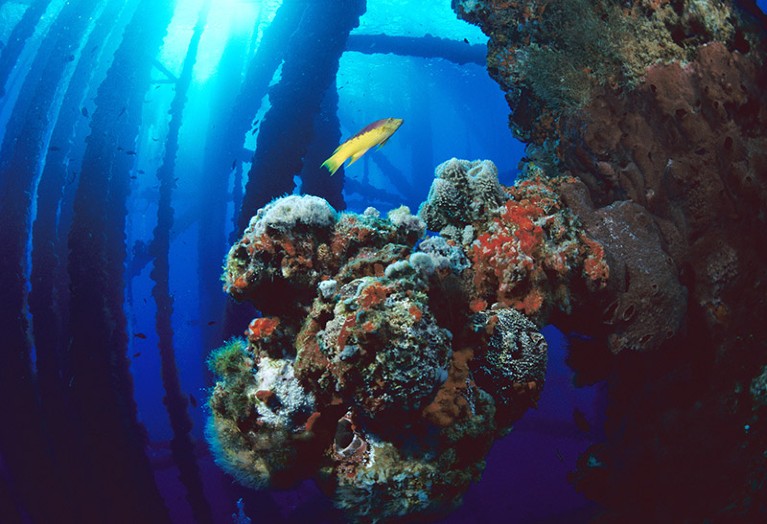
[48,145,61,152]
[463,38,469,44]
[138,169,145,174]
[126,150,137,155]
[152,137,159,142]
[118,106,126,117]
[188,394,197,408]
[81,107,89,118]
[207,320,217,326]
[65,54,75,62]
[231,160,237,170]
[133,352,141,358]
[573,407,591,434]
[130,175,137,179]
[117,145,124,151]
[134,332,147,339]
[91,45,99,53]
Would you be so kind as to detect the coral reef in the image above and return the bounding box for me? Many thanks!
[295,271,452,427]
[208,177,586,521]
[455,0,767,520]
[420,160,609,325]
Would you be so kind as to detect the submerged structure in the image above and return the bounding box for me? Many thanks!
[208,0,767,521]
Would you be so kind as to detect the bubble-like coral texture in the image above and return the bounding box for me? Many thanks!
[249,194,337,236]
[471,308,548,430]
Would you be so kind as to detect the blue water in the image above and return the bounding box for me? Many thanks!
[1,0,765,522]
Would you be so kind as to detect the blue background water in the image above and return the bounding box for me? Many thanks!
[2,0,765,522]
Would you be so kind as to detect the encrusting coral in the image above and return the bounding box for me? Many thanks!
[420,159,609,325]
[207,160,614,521]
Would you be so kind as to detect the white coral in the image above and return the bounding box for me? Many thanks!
[250,195,337,236]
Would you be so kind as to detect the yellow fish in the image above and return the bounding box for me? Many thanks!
[321,117,403,175]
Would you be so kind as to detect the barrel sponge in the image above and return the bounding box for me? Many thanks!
[418,158,507,237]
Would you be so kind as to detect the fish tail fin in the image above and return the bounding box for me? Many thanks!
[321,151,346,176]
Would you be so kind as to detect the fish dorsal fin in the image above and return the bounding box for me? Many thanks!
[351,118,387,139]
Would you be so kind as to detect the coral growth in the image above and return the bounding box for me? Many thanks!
[470,308,547,430]
[297,273,452,425]
[469,169,609,323]
[418,158,507,244]
[208,171,591,520]
[454,0,752,141]
[206,339,318,489]
[420,159,608,324]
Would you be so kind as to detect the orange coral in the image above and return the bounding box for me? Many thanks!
[469,174,610,321]
[422,348,474,427]
[357,281,388,309]
[513,288,545,316]
[409,305,423,322]
[247,317,280,341]
[304,411,321,432]
[581,234,610,286]
[232,275,248,290]
[469,298,488,313]
[336,315,357,350]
